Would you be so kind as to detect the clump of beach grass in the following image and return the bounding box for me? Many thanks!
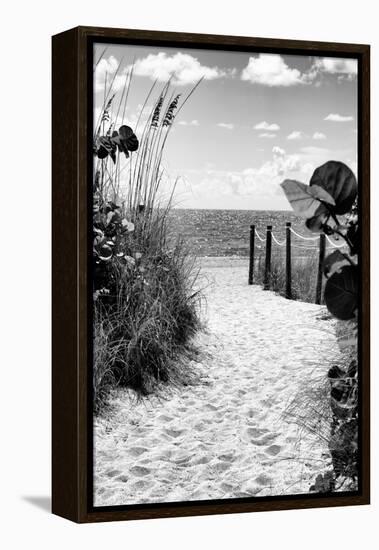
[93,56,203,414]
[282,327,358,493]
[255,252,321,303]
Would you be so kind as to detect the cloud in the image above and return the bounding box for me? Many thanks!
[241,54,358,89]
[313,131,327,140]
[226,146,301,198]
[259,133,277,138]
[272,146,286,156]
[300,146,330,155]
[241,54,306,86]
[95,55,126,92]
[324,113,354,122]
[217,122,234,130]
[176,145,343,208]
[178,119,200,126]
[254,121,280,131]
[131,52,232,86]
[313,57,357,77]
[287,131,306,140]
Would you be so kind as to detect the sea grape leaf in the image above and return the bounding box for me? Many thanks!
[95,125,139,162]
[347,223,359,256]
[119,125,139,152]
[305,208,329,232]
[309,161,357,215]
[324,265,358,320]
[97,243,113,261]
[280,179,335,218]
[96,136,117,161]
[323,250,349,278]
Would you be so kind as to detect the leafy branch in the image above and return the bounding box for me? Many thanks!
[281,161,358,321]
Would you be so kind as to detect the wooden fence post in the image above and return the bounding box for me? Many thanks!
[285,222,292,299]
[263,225,272,290]
[248,225,255,285]
[315,233,326,304]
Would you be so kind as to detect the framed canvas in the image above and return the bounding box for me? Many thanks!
[52,26,370,523]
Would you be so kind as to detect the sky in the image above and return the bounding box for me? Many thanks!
[94,43,358,210]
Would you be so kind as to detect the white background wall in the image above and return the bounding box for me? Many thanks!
[1,1,376,548]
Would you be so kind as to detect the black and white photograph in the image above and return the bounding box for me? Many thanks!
[92,41,360,507]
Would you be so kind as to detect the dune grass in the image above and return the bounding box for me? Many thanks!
[93,62,203,413]
[254,252,321,303]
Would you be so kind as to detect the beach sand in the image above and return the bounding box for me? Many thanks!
[94,257,340,505]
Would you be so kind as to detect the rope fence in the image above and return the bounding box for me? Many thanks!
[248,222,346,304]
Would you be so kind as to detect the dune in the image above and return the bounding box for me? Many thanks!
[94,256,340,506]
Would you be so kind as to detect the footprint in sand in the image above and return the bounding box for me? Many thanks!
[192,455,211,465]
[255,473,273,486]
[249,433,277,446]
[151,448,173,461]
[157,414,174,423]
[218,452,235,462]
[130,480,151,491]
[105,468,122,478]
[164,428,186,438]
[213,461,231,474]
[246,427,268,438]
[116,474,129,483]
[129,466,151,477]
[128,446,148,457]
[220,482,235,492]
[194,422,207,432]
[265,444,281,456]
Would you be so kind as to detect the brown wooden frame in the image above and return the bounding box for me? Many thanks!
[52,26,370,523]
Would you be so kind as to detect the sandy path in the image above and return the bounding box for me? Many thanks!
[94,257,339,505]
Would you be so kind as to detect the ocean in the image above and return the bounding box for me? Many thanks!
[169,209,323,258]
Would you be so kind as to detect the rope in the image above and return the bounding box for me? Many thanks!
[271,234,286,246]
[254,228,266,242]
[289,227,319,241]
[325,234,346,248]
[254,226,346,249]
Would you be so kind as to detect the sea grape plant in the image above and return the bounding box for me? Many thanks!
[93,123,140,301]
[281,161,359,491]
[280,161,358,322]
[93,189,137,301]
[94,124,139,163]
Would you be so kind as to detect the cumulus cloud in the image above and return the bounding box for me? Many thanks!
[178,119,200,126]
[312,57,357,77]
[241,54,307,86]
[287,131,306,140]
[130,52,232,86]
[217,122,234,130]
[223,146,301,198]
[313,131,327,140]
[95,55,126,92]
[259,133,277,138]
[241,54,358,88]
[253,121,280,131]
[177,145,329,208]
[324,113,354,122]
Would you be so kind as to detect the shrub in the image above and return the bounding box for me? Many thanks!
[281,161,359,491]
[92,64,203,413]
[255,253,320,303]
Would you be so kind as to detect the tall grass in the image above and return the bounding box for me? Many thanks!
[254,252,321,303]
[93,61,203,413]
